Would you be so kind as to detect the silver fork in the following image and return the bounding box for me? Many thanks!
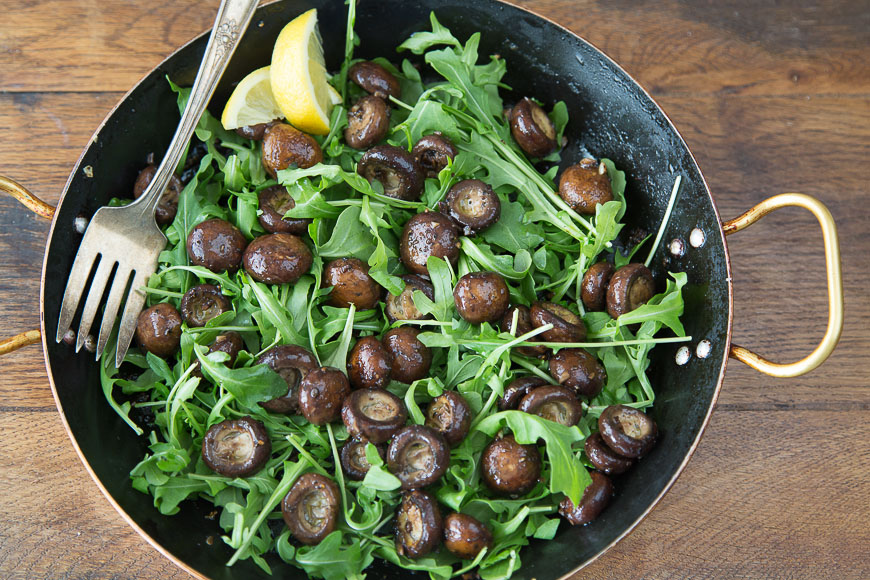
[56,0,260,367]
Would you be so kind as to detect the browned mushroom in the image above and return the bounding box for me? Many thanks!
[387,425,450,490]
[439,179,501,235]
[186,218,247,273]
[395,490,442,559]
[558,471,613,525]
[584,432,634,475]
[443,513,494,560]
[261,123,323,178]
[340,438,385,481]
[481,435,542,497]
[412,133,457,179]
[201,417,271,478]
[322,257,381,310]
[382,327,431,384]
[135,303,182,357]
[133,164,181,225]
[348,61,401,100]
[518,385,583,426]
[558,158,613,215]
[257,185,310,235]
[500,305,547,358]
[298,366,351,425]
[581,262,615,311]
[529,302,587,343]
[453,271,510,324]
[282,473,340,545]
[399,212,460,276]
[606,263,655,319]
[347,335,393,389]
[424,391,472,447]
[341,388,407,444]
[598,404,658,458]
[548,348,607,399]
[242,233,312,285]
[498,376,548,411]
[385,274,434,323]
[179,284,231,328]
[344,96,390,149]
[357,145,424,201]
[509,97,557,158]
[257,345,318,414]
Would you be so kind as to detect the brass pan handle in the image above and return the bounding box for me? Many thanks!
[724,193,843,377]
[0,176,55,355]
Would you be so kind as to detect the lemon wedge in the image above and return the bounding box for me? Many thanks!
[220,66,285,130]
[270,9,337,135]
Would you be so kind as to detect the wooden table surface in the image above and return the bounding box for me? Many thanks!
[1,0,868,578]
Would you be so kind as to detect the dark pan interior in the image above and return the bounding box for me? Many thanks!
[41,1,731,578]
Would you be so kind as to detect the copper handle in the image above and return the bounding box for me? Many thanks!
[0,176,55,355]
[723,193,843,377]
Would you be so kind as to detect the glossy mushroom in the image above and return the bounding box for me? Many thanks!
[453,271,510,324]
[344,95,390,149]
[282,473,340,545]
[439,179,501,235]
[347,335,393,389]
[261,123,323,178]
[598,404,658,458]
[518,385,583,426]
[322,257,381,309]
[382,327,432,384]
[424,391,472,447]
[348,61,401,100]
[186,218,247,273]
[558,471,613,525]
[257,184,310,235]
[443,513,493,560]
[387,425,450,490]
[548,348,607,399]
[385,274,434,323]
[257,345,318,414]
[298,367,351,425]
[135,302,182,357]
[584,432,634,475]
[580,262,615,311]
[500,305,547,358]
[243,233,312,285]
[179,284,231,328]
[529,301,587,343]
[341,388,408,444]
[498,376,548,411]
[234,120,277,140]
[201,417,271,478]
[395,490,442,559]
[481,435,542,497]
[606,263,656,319]
[133,164,181,226]
[340,438,385,481]
[357,145,424,201]
[399,211,460,276]
[412,133,457,178]
[509,97,557,158]
[558,158,613,215]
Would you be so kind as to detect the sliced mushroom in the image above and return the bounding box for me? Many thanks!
[581,262,615,312]
[439,179,501,235]
[347,335,393,389]
[341,388,407,443]
[357,145,424,201]
[385,274,434,323]
[500,305,547,358]
[509,97,557,158]
[201,417,271,478]
[498,376,548,411]
[411,133,457,179]
[399,212,460,276]
[344,95,390,149]
[606,263,655,319]
[382,327,432,384]
[135,303,182,357]
[261,123,323,178]
[243,233,313,285]
[349,61,401,100]
[257,184,310,235]
[298,367,351,425]
[282,473,340,545]
[558,158,613,215]
[257,345,318,414]
[322,257,381,310]
[340,438,385,481]
[529,301,587,343]
[584,432,634,475]
[387,425,450,490]
[179,284,231,328]
[518,385,583,427]
[424,391,472,447]
[443,513,494,560]
[548,348,607,399]
[558,471,613,525]
[453,271,510,324]
[395,490,442,559]
[481,435,542,497]
[598,404,658,458]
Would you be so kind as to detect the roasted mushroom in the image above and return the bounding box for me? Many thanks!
[322,257,381,310]
[598,404,658,458]
[192,331,245,380]
[179,284,231,327]
[342,388,408,443]
[424,391,472,447]
[558,471,613,525]
[584,432,634,475]
[395,490,442,559]
[298,366,351,425]
[412,133,457,179]
[606,263,655,319]
[357,145,424,201]
[529,302,587,343]
[518,385,583,427]
[282,473,340,545]
[235,120,278,140]
[257,184,310,235]
[481,435,542,497]
[257,345,318,414]
[453,271,510,324]
[261,123,323,178]
[347,335,393,389]
[385,274,434,323]
[498,376,548,411]
[344,95,390,149]
[349,61,401,100]
[558,158,613,215]
[382,327,432,384]
[201,416,271,477]
[509,97,557,158]
[135,303,182,357]
[340,438,385,481]
[500,305,547,358]
[439,179,501,235]
[399,211,460,276]
[186,218,247,273]
[443,513,493,560]
[133,164,182,226]
[387,425,450,490]
[548,348,607,399]
[581,261,615,311]
[243,233,312,285]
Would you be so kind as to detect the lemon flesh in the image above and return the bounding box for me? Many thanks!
[220,66,284,131]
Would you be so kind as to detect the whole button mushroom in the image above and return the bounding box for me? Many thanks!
[341,388,408,444]
[558,158,613,215]
[548,348,607,399]
[340,438,385,481]
[443,513,494,560]
[558,471,613,525]
[518,385,583,427]
[382,327,432,384]
[256,345,318,414]
[357,145,424,201]
[584,432,634,475]
[598,404,658,458]
[529,301,587,343]
[453,271,510,324]
[439,179,501,235]
[395,490,442,559]
[498,376,548,411]
[500,305,547,358]
[399,211,460,276]
[243,233,312,285]
[424,391,472,447]
[344,95,390,149]
[234,120,278,140]
[298,367,351,425]
[179,284,231,328]
[412,133,457,179]
[581,262,615,312]
[347,335,393,389]
[201,416,271,478]
[509,97,558,158]
[322,257,381,310]
[481,435,542,497]
[257,185,310,235]
[349,61,401,100]
[282,473,340,545]
[606,263,656,319]
[385,274,434,323]
[261,123,323,178]
[133,164,182,226]
[135,302,182,357]
[186,218,247,273]
[387,425,450,490]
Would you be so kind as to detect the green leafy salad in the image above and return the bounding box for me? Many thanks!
[100,4,688,579]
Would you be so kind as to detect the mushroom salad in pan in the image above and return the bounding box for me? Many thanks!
[97,4,689,579]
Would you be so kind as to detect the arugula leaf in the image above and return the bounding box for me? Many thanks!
[194,344,288,408]
[397,13,461,54]
[482,198,545,253]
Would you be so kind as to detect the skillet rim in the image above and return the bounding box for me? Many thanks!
[37,1,734,578]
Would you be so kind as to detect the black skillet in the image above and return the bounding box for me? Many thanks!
[0,0,843,578]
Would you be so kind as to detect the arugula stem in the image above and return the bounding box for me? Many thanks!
[285,435,330,477]
[510,356,552,381]
[644,175,682,268]
[141,287,184,299]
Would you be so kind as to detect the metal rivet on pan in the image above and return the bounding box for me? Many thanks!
[696,339,712,359]
[675,346,691,366]
[689,227,706,247]
[74,214,89,234]
[669,238,685,257]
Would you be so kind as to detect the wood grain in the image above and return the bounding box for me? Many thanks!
[0,0,868,579]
